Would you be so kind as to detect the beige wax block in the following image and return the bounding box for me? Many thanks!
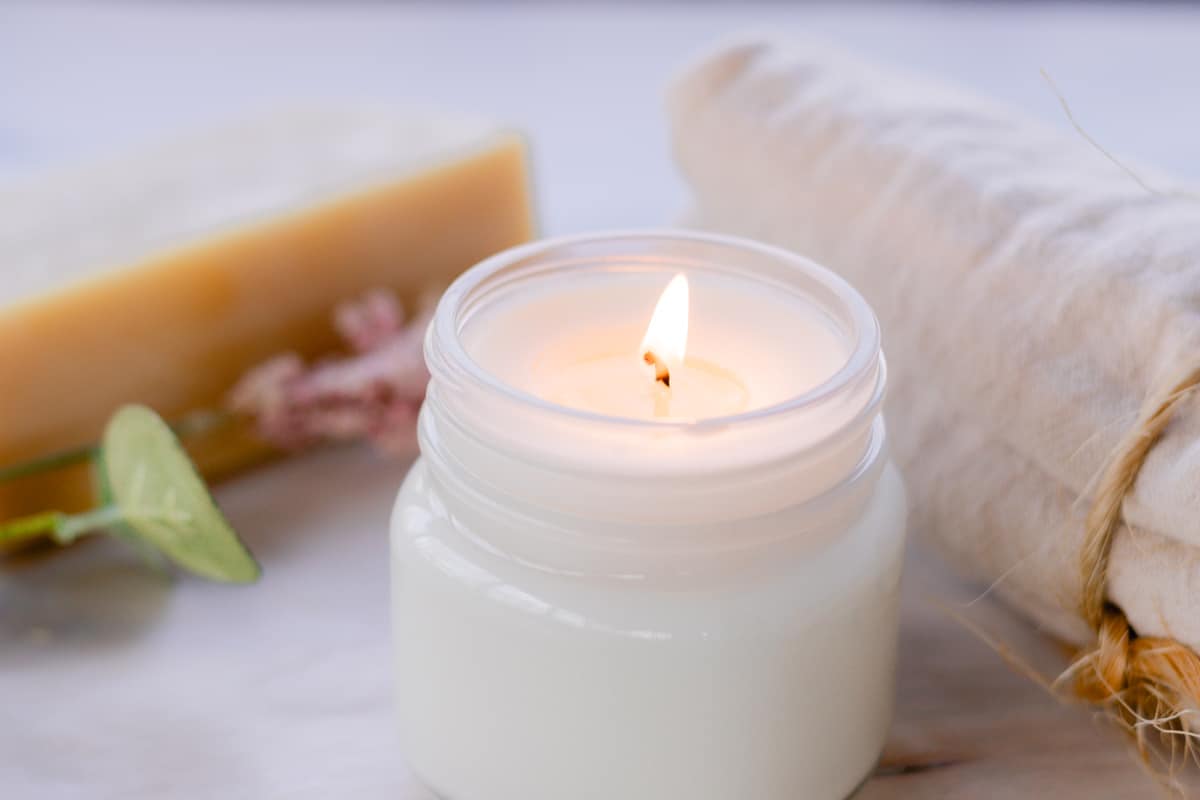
[0,110,535,519]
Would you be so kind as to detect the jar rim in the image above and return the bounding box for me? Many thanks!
[429,229,883,434]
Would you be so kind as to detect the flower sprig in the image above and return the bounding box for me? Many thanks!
[0,405,260,583]
[0,289,435,583]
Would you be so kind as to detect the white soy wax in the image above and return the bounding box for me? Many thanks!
[391,231,906,800]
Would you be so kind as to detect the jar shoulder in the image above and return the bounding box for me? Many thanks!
[391,457,907,640]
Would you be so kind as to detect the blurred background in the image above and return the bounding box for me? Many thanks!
[3,1,1199,234]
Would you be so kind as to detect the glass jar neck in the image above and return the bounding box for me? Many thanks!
[417,409,890,579]
[422,229,888,534]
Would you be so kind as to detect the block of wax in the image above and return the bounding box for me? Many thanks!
[0,110,535,519]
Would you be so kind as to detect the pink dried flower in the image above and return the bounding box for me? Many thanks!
[228,290,435,456]
[335,288,407,353]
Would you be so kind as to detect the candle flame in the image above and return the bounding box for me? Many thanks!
[640,273,689,380]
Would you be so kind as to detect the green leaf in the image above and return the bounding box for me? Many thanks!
[100,405,260,583]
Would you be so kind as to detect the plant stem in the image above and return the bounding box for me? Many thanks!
[0,511,66,546]
[0,409,234,484]
[0,506,127,548]
[0,445,95,482]
[56,506,125,543]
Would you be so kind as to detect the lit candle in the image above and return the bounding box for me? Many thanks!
[392,231,906,800]
[535,273,752,420]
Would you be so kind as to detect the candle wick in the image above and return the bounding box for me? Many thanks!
[643,351,671,388]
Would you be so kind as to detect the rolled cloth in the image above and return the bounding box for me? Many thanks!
[669,41,1200,663]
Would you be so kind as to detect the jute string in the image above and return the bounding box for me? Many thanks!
[1068,365,1200,752]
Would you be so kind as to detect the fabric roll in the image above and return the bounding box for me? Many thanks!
[669,39,1200,651]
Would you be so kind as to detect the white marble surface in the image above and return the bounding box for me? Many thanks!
[3,2,1200,798]
[3,448,435,799]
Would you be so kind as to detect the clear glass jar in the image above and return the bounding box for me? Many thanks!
[391,231,906,800]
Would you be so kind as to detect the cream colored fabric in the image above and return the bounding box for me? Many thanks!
[669,40,1200,650]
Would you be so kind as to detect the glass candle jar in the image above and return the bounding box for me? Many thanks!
[391,231,906,800]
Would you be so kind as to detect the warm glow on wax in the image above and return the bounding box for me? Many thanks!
[529,270,750,419]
